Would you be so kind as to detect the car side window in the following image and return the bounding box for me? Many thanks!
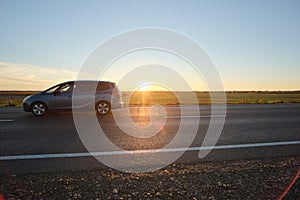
[97,82,112,91]
[58,83,72,93]
[74,83,92,92]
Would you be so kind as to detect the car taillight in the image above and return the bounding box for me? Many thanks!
[112,90,121,97]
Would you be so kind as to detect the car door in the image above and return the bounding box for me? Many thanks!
[49,82,73,110]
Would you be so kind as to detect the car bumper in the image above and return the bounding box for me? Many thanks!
[23,102,31,112]
[111,101,124,110]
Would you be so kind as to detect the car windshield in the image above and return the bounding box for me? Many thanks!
[45,85,60,94]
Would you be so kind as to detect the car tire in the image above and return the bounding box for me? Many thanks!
[31,102,47,116]
[96,101,111,115]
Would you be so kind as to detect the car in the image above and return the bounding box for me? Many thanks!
[23,80,123,116]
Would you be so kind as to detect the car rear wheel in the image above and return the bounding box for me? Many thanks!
[31,102,47,116]
[96,101,111,115]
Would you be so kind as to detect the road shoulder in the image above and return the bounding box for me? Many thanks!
[0,156,299,199]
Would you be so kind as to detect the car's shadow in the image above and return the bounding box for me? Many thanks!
[23,110,111,119]
[21,108,181,151]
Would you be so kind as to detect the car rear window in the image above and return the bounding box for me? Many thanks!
[96,82,112,91]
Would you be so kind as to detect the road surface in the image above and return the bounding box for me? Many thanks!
[0,104,299,174]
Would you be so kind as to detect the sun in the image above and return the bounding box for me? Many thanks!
[138,84,151,91]
[137,82,167,91]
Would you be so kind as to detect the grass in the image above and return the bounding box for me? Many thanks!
[0,99,23,107]
[0,91,39,108]
[0,91,300,108]
[224,91,300,104]
[123,91,300,105]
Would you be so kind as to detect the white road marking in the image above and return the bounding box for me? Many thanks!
[0,119,14,122]
[164,115,226,118]
[0,140,299,161]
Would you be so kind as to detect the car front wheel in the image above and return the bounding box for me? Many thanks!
[31,102,47,116]
[96,101,111,115]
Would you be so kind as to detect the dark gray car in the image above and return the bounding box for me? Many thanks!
[23,80,123,116]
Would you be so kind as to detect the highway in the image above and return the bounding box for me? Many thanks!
[0,104,299,175]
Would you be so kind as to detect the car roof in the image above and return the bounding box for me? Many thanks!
[63,80,115,84]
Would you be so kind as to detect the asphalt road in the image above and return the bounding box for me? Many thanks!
[0,104,299,174]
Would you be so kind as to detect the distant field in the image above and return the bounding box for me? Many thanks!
[125,91,300,105]
[0,91,39,107]
[0,91,300,107]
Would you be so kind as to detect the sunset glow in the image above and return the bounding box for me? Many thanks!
[0,1,299,91]
[137,83,168,92]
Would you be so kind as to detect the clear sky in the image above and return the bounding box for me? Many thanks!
[0,0,299,91]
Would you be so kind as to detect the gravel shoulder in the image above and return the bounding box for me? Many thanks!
[0,156,299,200]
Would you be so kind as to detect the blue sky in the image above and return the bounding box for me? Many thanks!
[0,0,299,90]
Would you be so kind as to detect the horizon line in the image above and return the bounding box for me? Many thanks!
[0,90,299,93]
